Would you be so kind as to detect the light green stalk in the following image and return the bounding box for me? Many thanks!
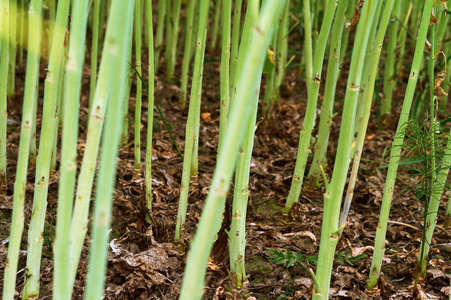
[263,29,277,113]
[340,0,395,227]
[275,0,289,93]
[67,5,128,296]
[18,0,26,65]
[415,13,437,284]
[154,0,166,71]
[218,0,231,151]
[29,84,37,165]
[312,1,380,298]
[89,0,101,110]
[2,1,42,299]
[229,0,260,288]
[285,0,339,213]
[307,0,347,179]
[394,1,412,80]
[302,0,312,94]
[134,0,143,175]
[229,0,243,96]
[85,2,135,299]
[47,0,55,57]
[21,0,76,297]
[0,0,9,179]
[339,0,357,65]
[175,0,210,242]
[7,0,17,98]
[381,0,402,125]
[53,0,88,297]
[352,0,383,157]
[179,2,287,298]
[164,0,172,71]
[210,0,222,50]
[146,0,155,212]
[367,0,434,289]
[180,0,196,106]
[166,0,182,80]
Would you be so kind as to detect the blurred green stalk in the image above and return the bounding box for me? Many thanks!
[85,1,135,298]
[179,1,287,298]
[2,1,42,299]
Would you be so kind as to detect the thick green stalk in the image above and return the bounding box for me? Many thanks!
[2,1,42,299]
[22,0,77,297]
[307,0,347,179]
[134,0,143,175]
[175,0,210,242]
[67,5,127,296]
[229,0,260,288]
[367,0,434,289]
[381,0,401,124]
[179,2,287,298]
[146,0,155,211]
[285,0,338,212]
[85,2,135,299]
[167,0,182,80]
[180,0,196,106]
[0,0,9,178]
[154,0,166,71]
[313,1,379,298]
[53,0,87,298]
[218,0,231,151]
[339,0,395,227]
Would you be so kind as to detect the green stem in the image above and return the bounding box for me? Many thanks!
[179,2,287,298]
[2,1,42,298]
[367,0,434,289]
[134,0,143,175]
[180,0,196,106]
[146,0,155,212]
[0,0,9,178]
[85,2,135,299]
[175,0,210,242]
